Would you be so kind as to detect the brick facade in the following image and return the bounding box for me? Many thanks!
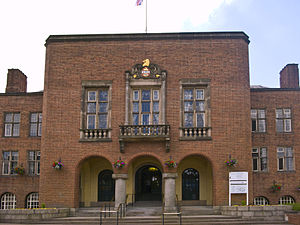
[0,32,299,209]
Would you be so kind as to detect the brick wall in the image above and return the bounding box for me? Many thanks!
[40,33,252,207]
[251,89,300,204]
[5,69,27,93]
[0,92,43,208]
[280,64,299,88]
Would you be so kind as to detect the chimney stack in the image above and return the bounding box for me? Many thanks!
[280,64,299,88]
[5,69,27,93]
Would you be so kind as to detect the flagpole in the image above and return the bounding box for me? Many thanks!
[145,0,148,33]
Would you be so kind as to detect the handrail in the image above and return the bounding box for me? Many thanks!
[162,194,182,225]
[100,202,126,225]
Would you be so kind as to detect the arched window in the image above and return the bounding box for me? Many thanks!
[1,193,16,209]
[279,195,295,205]
[253,196,269,205]
[26,192,39,208]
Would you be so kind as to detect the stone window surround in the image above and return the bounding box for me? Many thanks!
[80,80,112,141]
[179,78,211,140]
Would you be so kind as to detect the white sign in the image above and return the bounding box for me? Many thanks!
[229,172,248,205]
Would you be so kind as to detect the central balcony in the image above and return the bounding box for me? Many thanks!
[119,124,170,152]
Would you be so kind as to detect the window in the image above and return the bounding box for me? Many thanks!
[251,109,266,132]
[131,89,160,125]
[28,151,40,175]
[183,88,205,128]
[2,151,18,175]
[279,195,295,205]
[253,196,269,205]
[4,112,20,137]
[1,193,16,209]
[30,113,42,136]
[252,148,268,172]
[86,89,109,129]
[26,193,39,208]
[277,147,294,171]
[276,108,291,132]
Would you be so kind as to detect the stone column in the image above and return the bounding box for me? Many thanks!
[163,173,178,212]
[112,174,128,209]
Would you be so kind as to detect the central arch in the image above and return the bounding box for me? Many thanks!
[135,165,162,201]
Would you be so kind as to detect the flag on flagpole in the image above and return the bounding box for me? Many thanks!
[136,0,143,6]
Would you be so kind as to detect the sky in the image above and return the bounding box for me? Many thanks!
[0,0,299,92]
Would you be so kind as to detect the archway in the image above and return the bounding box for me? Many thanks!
[98,170,115,201]
[135,165,162,201]
[182,168,199,200]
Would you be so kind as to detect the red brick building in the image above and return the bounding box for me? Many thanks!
[0,32,299,210]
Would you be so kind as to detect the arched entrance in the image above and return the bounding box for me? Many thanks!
[135,165,162,201]
[182,168,199,200]
[98,170,115,201]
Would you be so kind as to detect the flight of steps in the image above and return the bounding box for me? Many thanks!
[28,205,290,225]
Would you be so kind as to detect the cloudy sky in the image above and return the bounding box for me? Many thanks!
[0,0,299,92]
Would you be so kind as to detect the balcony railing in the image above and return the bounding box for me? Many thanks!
[80,129,111,141]
[180,127,211,140]
[119,125,170,152]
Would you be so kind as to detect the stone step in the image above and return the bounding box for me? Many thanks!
[30,215,289,225]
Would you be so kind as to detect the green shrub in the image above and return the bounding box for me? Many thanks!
[292,203,300,211]
[41,203,46,208]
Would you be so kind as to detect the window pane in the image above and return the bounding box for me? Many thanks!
[276,109,283,118]
[88,91,96,101]
[13,124,20,136]
[38,113,42,122]
[251,110,257,119]
[31,113,38,122]
[258,120,266,132]
[142,114,150,125]
[28,151,35,160]
[278,158,284,170]
[5,124,12,136]
[3,162,9,174]
[283,109,291,118]
[276,119,283,132]
[99,103,108,113]
[3,152,10,160]
[133,102,139,113]
[141,90,151,100]
[142,102,150,112]
[133,90,139,101]
[184,113,193,127]
[184,102,193,112]
[5,113,13,122]
[184,89,193,100]
[99,90,108,101]
[11,152,18,160]
[153,102,159,112]
[153,90,159,100]
[260,148,267,157]
[286,148,293,157]
[87,115,96,129]
[286,158,293,171]
[153,114,159,125]
[261,157,267,171]
[196,89,204,100]
[98,114,107,129]
[196,113,204,127]
[133,114,139,125]
[37,151,41,160]
[258,110,265,119]
[251,120,257,132]
[277,149,284,157]
[38,123,42,136]
[29,162,35,175]
[196,101,204,111]
[253,158,258,171]
[284,119,291,132]
[30,124,37,136]
[13,113,20,122]
[87,103,96,113]
[11,161,17,174]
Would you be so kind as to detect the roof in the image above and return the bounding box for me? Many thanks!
[45,31,250,46]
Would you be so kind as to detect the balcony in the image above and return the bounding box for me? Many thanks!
[80,129,112,142]
[119,125,170,152]
[179,127,211,140]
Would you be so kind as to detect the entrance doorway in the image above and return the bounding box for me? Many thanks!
[135,165,162,201]
[182,168,199,200]
[98,170,115,201]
